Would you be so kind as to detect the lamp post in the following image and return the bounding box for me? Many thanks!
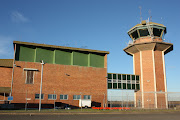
[39,60,45,112]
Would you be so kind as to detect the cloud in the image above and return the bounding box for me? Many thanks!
[0,35,14,59]
[11,11,29,23]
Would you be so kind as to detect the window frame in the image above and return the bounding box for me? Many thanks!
[60,94,68,100]
[35,94,44,100]
[73,95,81,100]
[83,95,91,100]
[48,94,57,100]
[25,70,34,84]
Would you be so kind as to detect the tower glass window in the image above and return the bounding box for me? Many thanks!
[139,29,150,37]
[131,30,139,40]
[153,28,163,37]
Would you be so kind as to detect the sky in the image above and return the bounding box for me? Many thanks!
[0,0,180,99]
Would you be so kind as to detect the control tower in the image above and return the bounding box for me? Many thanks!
[123,20,173,109]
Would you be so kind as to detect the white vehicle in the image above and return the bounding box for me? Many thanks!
[79,99,91,108]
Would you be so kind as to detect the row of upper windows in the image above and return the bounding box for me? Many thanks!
[35,94,91,100]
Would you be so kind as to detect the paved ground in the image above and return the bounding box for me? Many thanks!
[0,113,180,120]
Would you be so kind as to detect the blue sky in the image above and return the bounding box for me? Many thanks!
[0,0,180,96]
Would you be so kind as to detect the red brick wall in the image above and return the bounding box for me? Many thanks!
[11,61,107,107]
[0,67,12,103]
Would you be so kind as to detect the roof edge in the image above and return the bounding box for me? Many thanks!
[13,41,110,54]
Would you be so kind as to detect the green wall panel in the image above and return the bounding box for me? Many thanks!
[36,48,54,64]
[55,50,71,65]
[19,46,35,62]
[90,53,104,68]
[73,52,88,66]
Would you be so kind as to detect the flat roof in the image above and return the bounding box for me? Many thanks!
[13,41,110,54]
[0,59,13,68]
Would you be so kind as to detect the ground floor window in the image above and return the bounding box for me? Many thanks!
[84,95,91,100]
[35,94,44,99]
[48,94,57,100]
[73,95,81,100]
[60,94,68,100]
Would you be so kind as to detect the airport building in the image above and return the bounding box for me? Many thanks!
[0,20,173,109]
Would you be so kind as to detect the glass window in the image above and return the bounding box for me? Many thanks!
[48,94,57,100]
[153,28,163,37]
[123,83,126,89]
[131,30,139,40]
[84,95,91,100]
[127,84,131,89]
[136,75,139,80]
[139,29,150,37]
[108,83,112,89]
[113,83,117,89]
[108,74,112,79]
[132,75,135,80]
[136,84,140,90]
[73,95,81,100]
[132,84,135,89]
[26,70,34,84]
[118,74,121,80]
[127,75,130,80]
[118,83,121,89]
[123,75,126,80]
[60,95,68,100]
[113,74,117,79]
[35,94,44,99]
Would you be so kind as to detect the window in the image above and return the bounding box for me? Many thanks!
[131,30,139,40]
[153,28,163,37]
[122,75,126,80]
[113,74,116,79]
[60,95,68,100]
[26,70,34,84]
[48,94,57,100]
[108,74,112,79]
[73,95,81,100]
[139,29,150,37]
[84,95,91,100]
[35,94,44,99]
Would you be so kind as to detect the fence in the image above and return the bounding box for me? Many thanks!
[108,91,180,109]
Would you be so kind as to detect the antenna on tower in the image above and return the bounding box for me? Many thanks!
[139,6,142,22]
[148,9,152,22]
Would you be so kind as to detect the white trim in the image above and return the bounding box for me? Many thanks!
[23,68,39,71]
[152,50,157,108]
[133,54,135,74]
[140,51,144,108]
[162,51,168,109]
[133,54,137,107]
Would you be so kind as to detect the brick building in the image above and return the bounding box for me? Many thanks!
[0,41,109,108]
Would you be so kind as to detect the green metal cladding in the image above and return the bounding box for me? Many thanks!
[55,50,71,65]
[36,48,54,63]
[16,45,35,62]
[73,51,88,66]
[15,45,105,68]
[90,53,104,68]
